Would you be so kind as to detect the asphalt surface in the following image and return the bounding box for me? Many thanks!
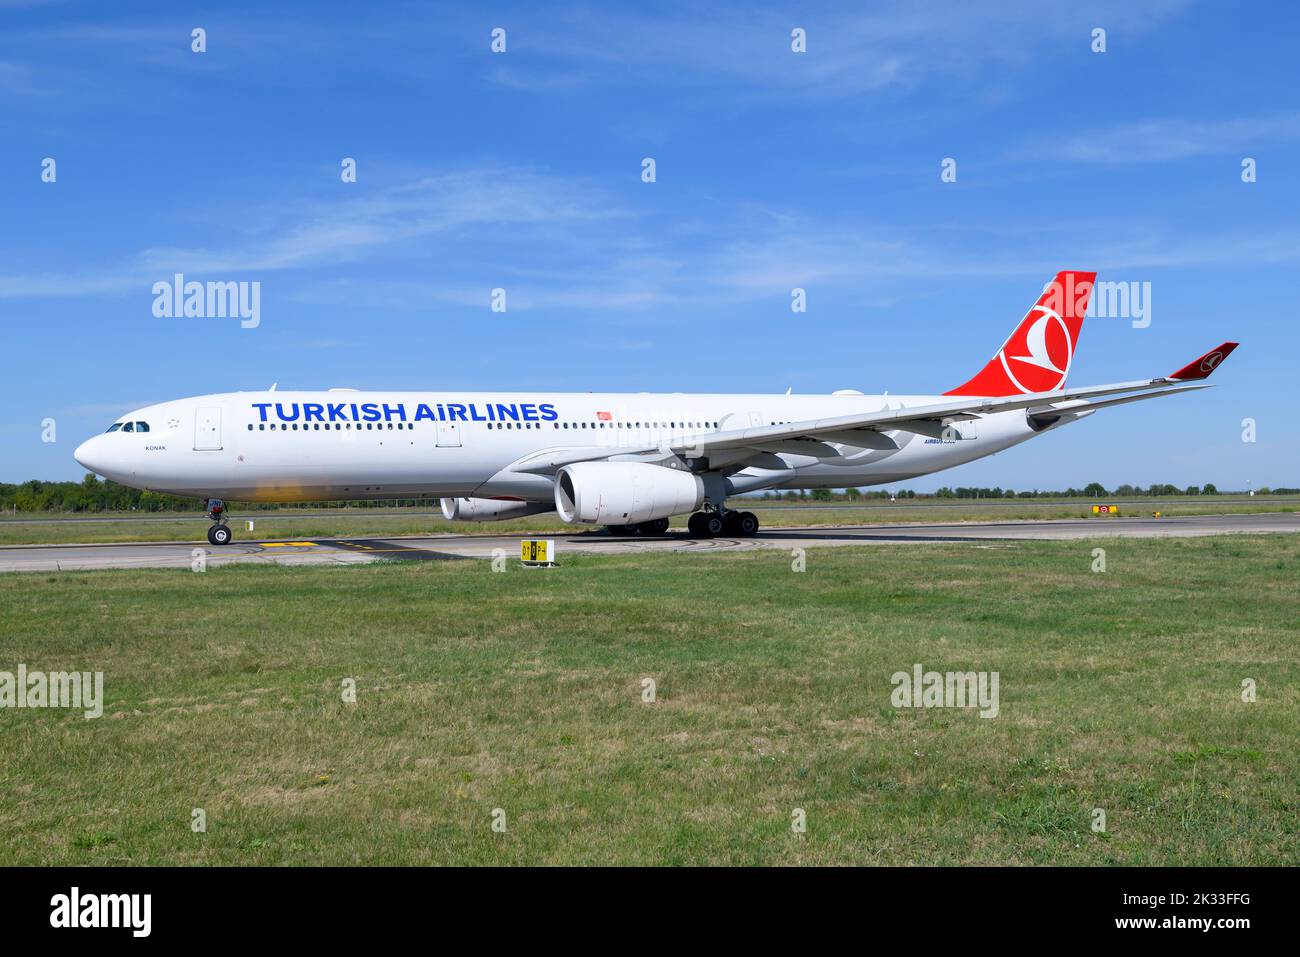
[1,512,1297,573]
[3,496,1294,524]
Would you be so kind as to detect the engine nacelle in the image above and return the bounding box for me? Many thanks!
[440,497,554,522]
[554,462,704,525]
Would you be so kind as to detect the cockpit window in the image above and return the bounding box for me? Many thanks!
[106,423,123,433]
[121,422,134,433]
[135,422,150,432]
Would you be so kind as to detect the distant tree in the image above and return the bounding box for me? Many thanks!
[1083,482,1108,498]
[1201,483,1219,496]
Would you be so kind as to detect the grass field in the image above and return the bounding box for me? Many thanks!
[1,496,1295,545]
[1,535,1297,865]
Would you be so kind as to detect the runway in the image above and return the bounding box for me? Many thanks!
[4,496,1295,525]
[1,512,1296,573]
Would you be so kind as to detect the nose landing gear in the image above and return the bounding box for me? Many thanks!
[204,499,233,546]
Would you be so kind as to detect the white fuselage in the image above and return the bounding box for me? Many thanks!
[74,389,1072,504]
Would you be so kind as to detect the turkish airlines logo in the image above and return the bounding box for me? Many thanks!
[596,411,612,421]
[1200,351,1224,373]
[997,306,1073,393]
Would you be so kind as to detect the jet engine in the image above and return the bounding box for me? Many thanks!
[554,462,704,525]
[440,497,554,522]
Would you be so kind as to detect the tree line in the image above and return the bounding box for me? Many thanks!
[2,475,1294,514]
[768,483,1298,502]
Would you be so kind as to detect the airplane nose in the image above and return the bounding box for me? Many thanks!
[74,436,103,474]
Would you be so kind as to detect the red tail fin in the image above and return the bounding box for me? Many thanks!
[945,271,1096,396]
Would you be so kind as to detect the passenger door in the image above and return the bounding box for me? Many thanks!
[194,407,222,450]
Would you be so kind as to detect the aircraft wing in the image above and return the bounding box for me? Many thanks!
[510,343,1237,475]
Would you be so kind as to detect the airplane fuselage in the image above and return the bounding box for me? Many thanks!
[73,389,1068,504]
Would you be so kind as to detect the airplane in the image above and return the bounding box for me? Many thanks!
[74,271,1237,546]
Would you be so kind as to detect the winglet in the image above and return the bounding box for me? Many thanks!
[1168,342,1238,381]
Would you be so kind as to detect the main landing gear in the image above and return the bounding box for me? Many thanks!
[204,498,233,546]
[606,517,671,537]
[687,507,759,539]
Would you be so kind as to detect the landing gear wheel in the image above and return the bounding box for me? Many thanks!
[687,513,706,537]
[722,511,743,535]
[737,511,759,537]
[607,524,635,536]
[638,517,670,536]
[702,514,723,537]
[203,498,231,545]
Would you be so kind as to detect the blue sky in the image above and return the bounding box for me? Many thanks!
[2,0,1296,490]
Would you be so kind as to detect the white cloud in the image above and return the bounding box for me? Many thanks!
[1028,113,1300,164]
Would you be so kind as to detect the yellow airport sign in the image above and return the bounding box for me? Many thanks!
[520,539,556,565]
